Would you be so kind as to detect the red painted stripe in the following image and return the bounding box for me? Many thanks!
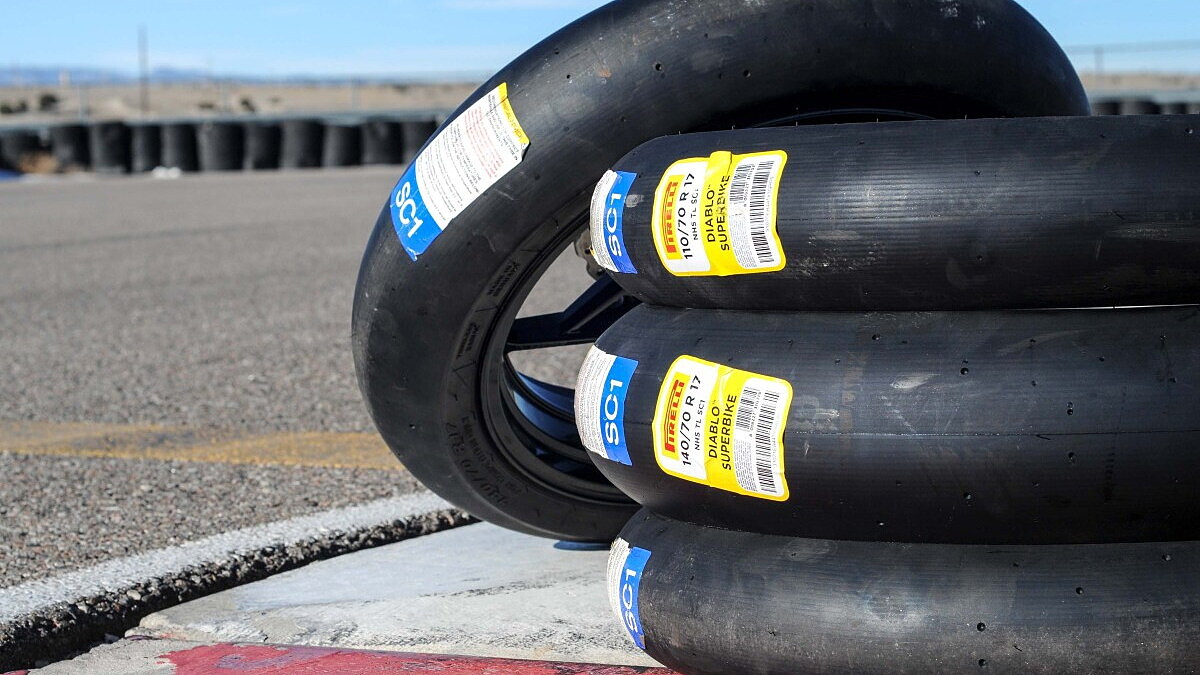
[160,643,679,674]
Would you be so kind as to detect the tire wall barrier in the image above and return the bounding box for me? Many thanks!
[361,118,404,165]
[322,124,362,167]
[162,123,199,172]
[613,509,1200,675]
[131,124,163,173]
[0,129,41,171]
[244,122,282,170]
[88,121,131,174]
[1092,99,1200,115]
[1119,98,1161,115]
[281,119,324,168]
[197,121,245,172]
[400,120,437,163]
[49,124,89,170]
[6,115,432,175]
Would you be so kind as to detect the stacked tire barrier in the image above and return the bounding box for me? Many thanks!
[162,122,199,172]
[0,128,41,171]
[1,115,434,176]
[1094,97,1198,114]
[49,124,89,171]
[322,124,362,167]
[88,121,131,174]
[244,122,282,170]
[197,121,245,172]
[362,118,404,165]
[399,120,437,164]
[131,124,162,173]
[345,1,1198,673]
[281,118,324,169]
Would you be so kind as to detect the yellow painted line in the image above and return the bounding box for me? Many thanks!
[0,421,403,471]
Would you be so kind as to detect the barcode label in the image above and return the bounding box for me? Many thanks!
[727,153,785,270]
[654,356,792,501]
[734,385,760,432]
[752,390,782,494]
[733,382,788,498]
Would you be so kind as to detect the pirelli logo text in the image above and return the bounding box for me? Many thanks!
[661,374,688,456]
[660,176,683,257]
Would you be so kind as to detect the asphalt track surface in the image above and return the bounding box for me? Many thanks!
[0,167,594,663]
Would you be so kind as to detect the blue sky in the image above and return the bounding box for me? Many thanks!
[3,1,1199,77]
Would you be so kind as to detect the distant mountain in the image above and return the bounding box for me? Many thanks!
[0,66,212,87]
[0,65,487,87]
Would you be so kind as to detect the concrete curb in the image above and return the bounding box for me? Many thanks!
[0,493,473,671]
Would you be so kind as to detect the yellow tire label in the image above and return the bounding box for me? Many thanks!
[652,355,792,501]
[650,150,787,276]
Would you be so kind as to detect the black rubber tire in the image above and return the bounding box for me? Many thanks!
[400,120,437,164]
[244,122,282,170]
[162,123,199,172]
[352,0,1089,542]
[1091,99,1120,115]
[88,122,131,174]
[322,124,362,167]
[1162,101,1189,115]
[0,129,41,172]
[361,118,404,165]
[585,305,1200,544]
[281,119,324,168]
[49,124,90,171]
[197,121,245,172]
[595,115,1200,310]
[131,124,162,173]
[1189,102,1200,115]
[614,509,1200,675]
[1120,98,1160,115]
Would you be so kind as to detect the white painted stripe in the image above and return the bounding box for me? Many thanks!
[0,491,456,623]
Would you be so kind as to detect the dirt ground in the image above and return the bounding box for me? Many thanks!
[0,81,479,125]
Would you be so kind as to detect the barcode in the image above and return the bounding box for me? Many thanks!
[728,163,754,204]
[735,386,760,432]
[752,390,782,494]
[728,159,777,266]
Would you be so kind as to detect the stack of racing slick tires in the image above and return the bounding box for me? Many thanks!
[350,0,1199,672]
[583,116,1200,674]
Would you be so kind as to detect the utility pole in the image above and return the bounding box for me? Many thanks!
[138,25,150,117]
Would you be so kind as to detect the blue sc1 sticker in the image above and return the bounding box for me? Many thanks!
[389,82,529,260]
[609,538,651,649]
[390,163,438,260]
[598,354,637,465]
[575,347,638,466]
[589,170,638,274]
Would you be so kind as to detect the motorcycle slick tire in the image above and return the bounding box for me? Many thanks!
[592,115,1200,310]
[351,0,1090,541]
[610,509,1200,675]
[578,304,1200,545]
